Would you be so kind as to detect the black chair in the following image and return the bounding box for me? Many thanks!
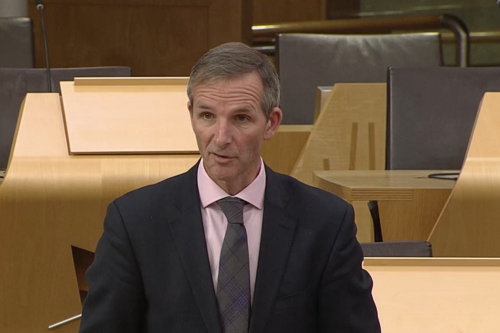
[361,241,433,257]
[0,17,35,68]
[387,67,500,170]
[276,33,442,124]
[0,67,132,170]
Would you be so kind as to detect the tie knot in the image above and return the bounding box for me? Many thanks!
[217,197,246,224]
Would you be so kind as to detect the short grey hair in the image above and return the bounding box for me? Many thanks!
[187,42,280,118]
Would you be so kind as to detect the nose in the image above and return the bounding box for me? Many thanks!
[213,119,232,147]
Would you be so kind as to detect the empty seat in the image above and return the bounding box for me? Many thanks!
[387,67,500,170]
[277,33,442,124]
[0,17,35,68]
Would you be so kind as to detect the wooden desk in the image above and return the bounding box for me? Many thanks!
[364,258,500,333]
[313,170,455,241]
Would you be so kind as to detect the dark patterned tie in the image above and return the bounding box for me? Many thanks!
[216,197,250,333]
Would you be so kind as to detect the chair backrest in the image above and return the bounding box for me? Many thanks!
[0,17,35,68]
[360,241,433,257]
[277,32,442,124]
[0,67,132,170]
[386,67,500,170]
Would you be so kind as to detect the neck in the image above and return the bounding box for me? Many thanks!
[216,173,256,196]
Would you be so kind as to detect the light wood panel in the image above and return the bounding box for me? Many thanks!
[262,125,312,175]
[364,258,500,333]
[28,0,252,76]
[0,93,200,332]
[313,170,454,241]
[314,86,332,123]
[429,92,500,257]
[292,83,387,242]
[292,83,386,185]
[60,77,197,154]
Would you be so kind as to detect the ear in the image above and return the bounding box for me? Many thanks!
[263,107,283,140]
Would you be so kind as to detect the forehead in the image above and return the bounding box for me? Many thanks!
[192,73,264,104]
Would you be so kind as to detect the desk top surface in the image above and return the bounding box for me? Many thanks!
[314,170,457,189]
[313,170,456,201]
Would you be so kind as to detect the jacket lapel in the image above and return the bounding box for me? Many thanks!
[250,167,297,333]
[165,164,222,333]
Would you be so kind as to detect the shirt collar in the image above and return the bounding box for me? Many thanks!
[197,158,266,210]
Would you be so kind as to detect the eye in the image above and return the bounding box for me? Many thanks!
[200,112,213,120]
[236,114,249,122]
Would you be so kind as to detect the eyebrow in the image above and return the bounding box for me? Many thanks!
[196,104,213,110]
[234,107,253,113]
[195,103,255,113]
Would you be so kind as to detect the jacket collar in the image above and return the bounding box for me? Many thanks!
[250,166,297,333]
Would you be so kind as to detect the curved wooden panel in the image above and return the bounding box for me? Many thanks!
[0,94,199,332]
[291,83,386,184]
[291,83,386,242]
[429,92,500,257]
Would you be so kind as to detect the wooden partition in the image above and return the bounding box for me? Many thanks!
[314,86,332,123]
[0,78,202,332]
[365,258,500,332]
[291,83,386,187]
[262,125,312,175]
[28,0,252,76]
[291,83,387,241]
[429,92,500,257]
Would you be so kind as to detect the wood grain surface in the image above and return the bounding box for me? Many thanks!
[253,0,326,25]
[27,0,252,76]
[313,170,454,241]
[262,125,312,175]
[429,92,500,257]
[364,258,500,333]
[292,83,387,242]
[0,93,199,332]
[60,78,198,154]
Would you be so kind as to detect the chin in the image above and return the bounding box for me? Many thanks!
[210,168,236,182]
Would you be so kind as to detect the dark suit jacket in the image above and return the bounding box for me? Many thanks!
[79,163,380,333]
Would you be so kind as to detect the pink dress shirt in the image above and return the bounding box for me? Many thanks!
[197,158,265,302]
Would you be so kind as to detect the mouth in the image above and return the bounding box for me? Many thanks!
[211,152,236,163]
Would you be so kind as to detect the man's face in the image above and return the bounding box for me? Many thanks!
[188,72,282,194]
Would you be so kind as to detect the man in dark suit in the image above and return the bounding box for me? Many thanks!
[79,42,380,333]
